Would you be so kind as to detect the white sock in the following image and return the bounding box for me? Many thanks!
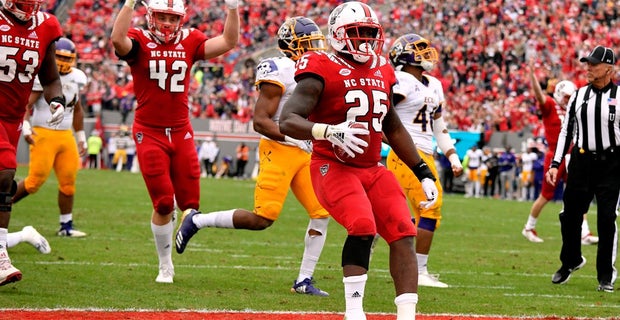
[6,230,23,248]
[525,215,537,230]
[0,228,8,258]
[395,293,418,320]
[416,253,428,274]
[151,220,173,267]
[297,219,327,282]
[343,274,367,320]
[581,218,591,237]
[193,209,235,229]
[60,213,72,224]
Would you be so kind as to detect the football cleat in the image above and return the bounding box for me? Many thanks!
[522,228,543,243]
[22,226,51,254]
[155,264,174,283]
[581,233,599,245]
[418,271,449,288]
[175,209,200,254]
[291,277,329,296]
[0,250,21,286]
[57,221,87,238]
[597,281,614,293]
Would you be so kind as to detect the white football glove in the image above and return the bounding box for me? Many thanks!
[312,122,369,158]
[47,101,65,127]
[224,0,238,9]
[419,178,438,209]
[284,135,312,153]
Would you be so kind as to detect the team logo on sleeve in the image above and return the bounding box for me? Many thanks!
[136,132,143,144]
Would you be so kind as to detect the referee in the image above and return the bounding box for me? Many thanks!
[546,45,619,293]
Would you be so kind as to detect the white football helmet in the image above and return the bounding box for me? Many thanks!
[327,1,384,63]
[553,80,576,106]
[3,0,43,21]
[144,0,185,43]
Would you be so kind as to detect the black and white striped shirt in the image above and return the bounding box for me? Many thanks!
[553,82,620,164]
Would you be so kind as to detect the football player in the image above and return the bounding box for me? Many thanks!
[13,37,89,239]
[175,16,331,296]
[0,0,65,286]
[111,0,239,283]
[279,2,438,319]
[385,33,463,288]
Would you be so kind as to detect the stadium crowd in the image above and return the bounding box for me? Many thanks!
[51,0,620,144]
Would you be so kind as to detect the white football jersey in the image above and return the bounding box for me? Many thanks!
[254,56,296,126]
[392,71,446,154]
[30,67,88,130]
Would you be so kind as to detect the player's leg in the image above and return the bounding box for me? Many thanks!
[369,167,418,319]
[54,132,86,237]
[0,122,22,285]
[290,153,329,296]
[135,126,176,283]
[12,128,58,204]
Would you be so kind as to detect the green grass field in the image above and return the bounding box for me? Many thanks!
[2,167,618,318]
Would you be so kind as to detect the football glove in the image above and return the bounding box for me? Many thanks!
[21,120,32,137]
[284,135,312,153]
[47,97,65,127]
[419,178,438,209]
[312,121,369,158]
[225,0,238,9]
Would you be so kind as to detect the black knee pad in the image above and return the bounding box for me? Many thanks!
[342,235,374,270]
[0,192,11,212]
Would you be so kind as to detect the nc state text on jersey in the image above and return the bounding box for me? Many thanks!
[150,50,187,58]
[1,35,40,49]
[343,78,385,89]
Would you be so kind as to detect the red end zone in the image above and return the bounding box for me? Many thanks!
[0,310,575,320]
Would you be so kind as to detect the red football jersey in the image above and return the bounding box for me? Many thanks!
[295,51,396,168]
[122,28,207,128]
[0,12,62,122]
[539,95,564,151]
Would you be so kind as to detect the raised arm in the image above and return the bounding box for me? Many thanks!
[203,1,240,60]
[111,0,137,56]
[527,59,546,106]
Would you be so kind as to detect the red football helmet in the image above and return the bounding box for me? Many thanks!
[3,0,43,21]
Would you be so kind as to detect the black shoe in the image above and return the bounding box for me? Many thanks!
[597,282,614,293]
[552,256,586,284]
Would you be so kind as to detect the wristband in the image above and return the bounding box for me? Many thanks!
[50,96,66,107]
[411,160,436,182]
[549,161,560,169]
[124,0,136,9]
[76,130,86,143]
[448,153,461,167]
[311,123,329,140]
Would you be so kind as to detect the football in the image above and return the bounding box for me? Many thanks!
[333,122,370,162]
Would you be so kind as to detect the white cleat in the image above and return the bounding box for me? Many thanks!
[57,228,87,238]
[0,253,22,286]
[581,233,599,245]
[522,228,544,243]
[22,226,51,254]
[418,271,449,288]
[156,264,174,283]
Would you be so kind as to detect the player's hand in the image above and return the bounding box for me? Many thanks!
[324,121,369,158]
[419,178,438,209]
[78,142,87,157]
[449,153,463,177]
[21,120,35,145]
[546,167,558,186]
[47,101,65,127]
[284,136,312,153]
[224,0,238,9]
